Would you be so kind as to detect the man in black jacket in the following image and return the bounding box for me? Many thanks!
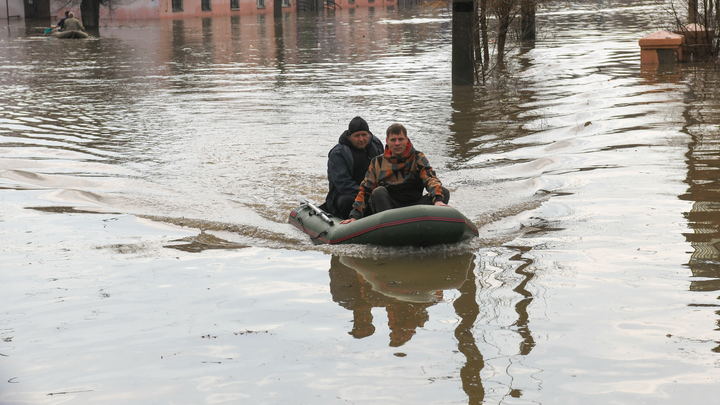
[57,11,69,31]
[323,117,384,219]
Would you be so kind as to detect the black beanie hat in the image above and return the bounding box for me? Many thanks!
[348,116,370,135]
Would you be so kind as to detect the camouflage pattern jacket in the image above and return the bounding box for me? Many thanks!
[349,139,444,219]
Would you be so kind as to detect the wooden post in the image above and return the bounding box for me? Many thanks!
[452,0,474,85]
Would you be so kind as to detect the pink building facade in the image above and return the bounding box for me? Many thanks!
[156,0,294,18]
[0,0,404,22]
[158,0,402,18]
[155,0,401,18]
[0,0,400,22]
[152,0,401,18]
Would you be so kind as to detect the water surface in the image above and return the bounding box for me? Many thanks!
[2,1,720,403]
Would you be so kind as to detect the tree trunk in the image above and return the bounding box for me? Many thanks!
[520,0,535,41]
[709,0,714,25]
[688,0,698,23]
[80,0,101,30]
[716,0,720,56]
[480,0,489,70]
[496,5,511,66]
[473,2,481,81]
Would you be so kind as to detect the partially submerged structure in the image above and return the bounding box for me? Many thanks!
[639,24,716,64]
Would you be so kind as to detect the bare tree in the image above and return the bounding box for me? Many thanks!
[664,0,717,61]
[473,0,490,81]
[472,0,530,83]
[493,0,520,67]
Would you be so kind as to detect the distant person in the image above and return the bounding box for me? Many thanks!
[323,116,384,219]
[57,11,69,31]
[63,12,86,33]
[341,123,450,224]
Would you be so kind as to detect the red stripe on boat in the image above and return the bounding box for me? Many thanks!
[328,216,476,244]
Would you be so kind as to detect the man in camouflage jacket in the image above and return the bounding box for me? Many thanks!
[342,123,450,223]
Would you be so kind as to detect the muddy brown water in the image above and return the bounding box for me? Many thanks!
[2,1,720,403]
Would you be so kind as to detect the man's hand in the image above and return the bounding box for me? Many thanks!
[340,218,357,224]
[434,201,450,207]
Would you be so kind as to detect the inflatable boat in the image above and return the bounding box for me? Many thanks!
[54,30,89,39]
[289,200,478,246]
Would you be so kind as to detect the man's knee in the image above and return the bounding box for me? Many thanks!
[371,186,389,198]
[369,186,393,213]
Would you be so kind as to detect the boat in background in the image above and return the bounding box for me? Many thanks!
[53,30,89,39]
[289,200,478,246]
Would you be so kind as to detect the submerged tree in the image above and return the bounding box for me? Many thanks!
[470,0,544,84]
[520,0,536,41]
[493,0,518,67]
[664,0,718,61]
[81,0,101,29]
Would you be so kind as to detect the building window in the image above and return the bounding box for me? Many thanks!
[202,0,211,11]
[231,0,239,9]
[172,0,183,12]
[257,0,265,8]
[282,0,290,6]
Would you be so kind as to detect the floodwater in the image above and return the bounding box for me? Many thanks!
[1,0,720,403]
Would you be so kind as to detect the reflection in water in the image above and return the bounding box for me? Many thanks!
[329,253,486,400]
[274,19,285,76]
[170,19,190,80]
[679,66,720,285]
[449,85,478,163]
[329,254,472,346]
[474,248,537,400]
[452,254,485,404]
[679,65,720,351]
[509,246,536,355]
[329,250,537,401]
[202,18,214,60]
